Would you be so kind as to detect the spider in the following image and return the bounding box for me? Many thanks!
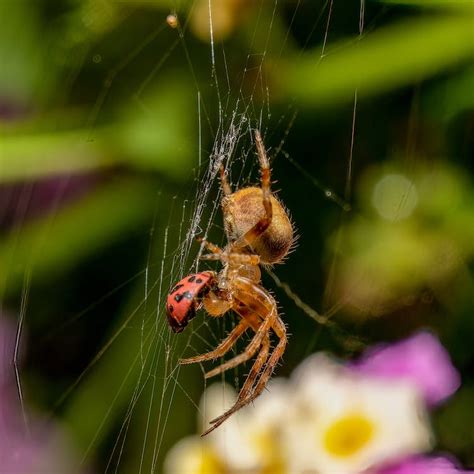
[166,130,294,435]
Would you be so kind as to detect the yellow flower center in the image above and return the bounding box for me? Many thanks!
[252,429,286,474]
[198,453,227,474]
[323,413,375,458]
[185,444,228,474]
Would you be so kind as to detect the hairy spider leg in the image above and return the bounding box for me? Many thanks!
[197,238,222,254]
[206,277,278,378]
[219,164,232,196]
[219,164,234,243]
[206,315,287,432]
[203,316,272,379]
[200,252,260,266]
[237,333,270,399]
[198,238,225,261]
[243,315,287,403]
[231,130,273,251]
[179,318,249,365]
[201,331,271,437]
[202,278,285,434]
[204,277,277,379]
[198,238,260,265]
[179,290,263,366]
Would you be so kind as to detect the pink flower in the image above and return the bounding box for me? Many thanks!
[374,455,472,474]
[351,331,461,406]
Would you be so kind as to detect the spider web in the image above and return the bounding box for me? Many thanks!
[103,3,364,468]
[4,1,384,472]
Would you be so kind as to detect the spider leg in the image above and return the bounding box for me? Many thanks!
[206,316,287,430]
[203,340,259,379]
[201,252,259,265]
[227,253,260,266]
[201,335,270,437]
[200,254,222,261]
[254,129,272,198]
[204,305,276,379]
[197,238,225,261]
[197,238,222,255]
[237,334,270,398]
[241,316,287,404]
[220,164,232,196]
[231,130,273,250]
[179,318,249,365]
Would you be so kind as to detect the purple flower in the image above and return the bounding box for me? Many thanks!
[1,315,83,473]
[0,315,16,389]
[374,455,472,474]
[0,173,98,230]
[351,331,460,406]
[0,420,72,474]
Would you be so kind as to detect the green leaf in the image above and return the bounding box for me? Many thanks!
[425,65,474,120]
[0,78,196,183]
[0,129,115,182]
[0,1,52,103]
[114,77,197,180]
[277,13,474,108]
[379,0,474,10]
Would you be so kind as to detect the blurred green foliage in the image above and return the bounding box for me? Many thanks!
[279,13,474,107]
[1,0,473,471]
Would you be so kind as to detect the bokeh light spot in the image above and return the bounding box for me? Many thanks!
[372,173,418,221]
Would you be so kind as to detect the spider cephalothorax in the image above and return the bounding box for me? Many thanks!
[166,130,294,435]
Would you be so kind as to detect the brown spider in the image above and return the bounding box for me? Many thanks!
[166,130,294,435]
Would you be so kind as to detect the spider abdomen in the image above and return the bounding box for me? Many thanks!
[223,187,294,264]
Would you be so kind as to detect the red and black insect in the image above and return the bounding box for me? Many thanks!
[166,271,215,333]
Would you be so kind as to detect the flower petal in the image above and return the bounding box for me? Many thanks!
[351,331,461,406]
[374,454,470,474]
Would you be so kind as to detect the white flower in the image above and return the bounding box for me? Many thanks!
[163,436,227,474]
[164,353,434,474]
[286,353,433,474]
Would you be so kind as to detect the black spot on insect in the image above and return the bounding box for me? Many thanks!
[183,291,193,300]
[167,305,196,333]
[188,275,196,283]
[174,293,184,303]
[167,313,185,333]
[187,306,197,320]
[171,283,184,294]
[168,304,174,313]
[196,278,203,284]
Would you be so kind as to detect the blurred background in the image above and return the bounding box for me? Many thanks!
[1,0,473,471]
